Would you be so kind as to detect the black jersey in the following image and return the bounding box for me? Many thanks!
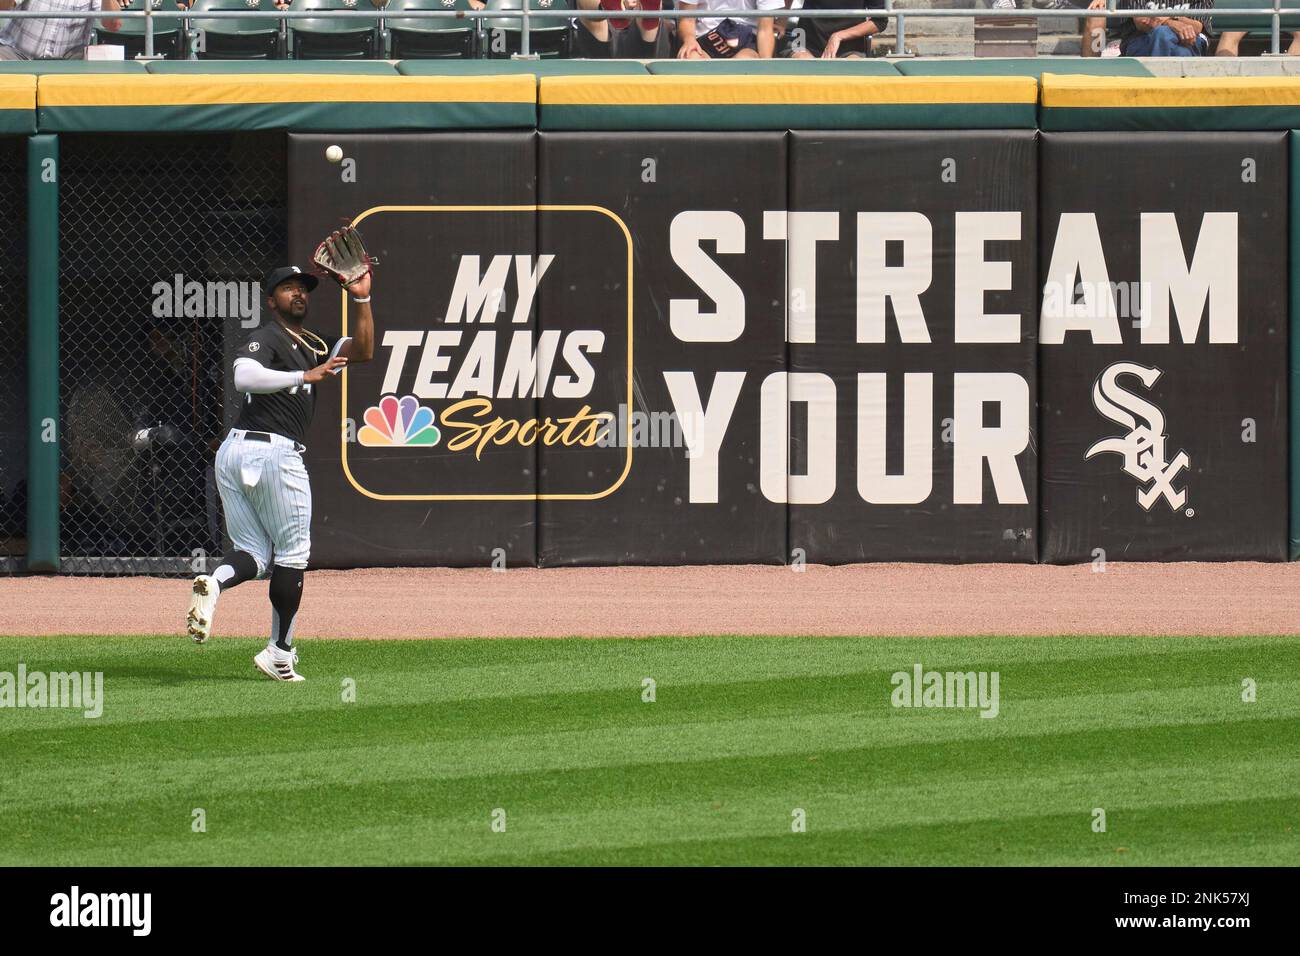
[231,321,343,446]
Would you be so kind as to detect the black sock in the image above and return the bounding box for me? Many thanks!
[269,566,305,652]
[212,551,259,592]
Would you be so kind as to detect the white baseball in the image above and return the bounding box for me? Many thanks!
[326,145,344,163]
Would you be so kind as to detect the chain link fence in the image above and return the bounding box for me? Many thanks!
[59,133,287,575]
[0,139,26,575]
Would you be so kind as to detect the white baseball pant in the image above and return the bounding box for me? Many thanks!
[214,429,312,576]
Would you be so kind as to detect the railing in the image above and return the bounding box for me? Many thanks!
[2,6,1298,60]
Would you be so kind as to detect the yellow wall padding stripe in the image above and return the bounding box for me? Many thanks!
[540,75,1038,107]
[0,75,37,111]
[36,74,535,109]
[1041,74,1300,109]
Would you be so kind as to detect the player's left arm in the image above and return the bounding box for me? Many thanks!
[338,272,374,363]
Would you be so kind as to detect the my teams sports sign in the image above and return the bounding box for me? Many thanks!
[286,132,1286,568]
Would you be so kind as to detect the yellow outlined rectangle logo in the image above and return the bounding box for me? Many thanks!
[340,204,634,502]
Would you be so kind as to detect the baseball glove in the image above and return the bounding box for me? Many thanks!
[313,225,375,288]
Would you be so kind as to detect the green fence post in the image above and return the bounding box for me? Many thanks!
[27,134,59,573]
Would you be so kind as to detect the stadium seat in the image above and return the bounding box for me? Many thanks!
[185,0,284,59]
[290,0,382,59]
[483,0,572,59]
[94,0,185,59]
[384,0,479,59]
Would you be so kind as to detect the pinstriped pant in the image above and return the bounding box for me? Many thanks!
[215,433,312,575]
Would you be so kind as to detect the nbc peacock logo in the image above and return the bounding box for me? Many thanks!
[357,395,441,447]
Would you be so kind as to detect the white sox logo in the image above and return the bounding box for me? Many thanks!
[1085,362,1190,512]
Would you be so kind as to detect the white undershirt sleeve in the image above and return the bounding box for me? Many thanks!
[233,357,306,394]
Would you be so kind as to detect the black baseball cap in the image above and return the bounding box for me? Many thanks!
[262,266,319,296]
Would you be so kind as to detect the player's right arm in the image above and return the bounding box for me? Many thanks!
[233,333,345,393]
[233,357,346,392]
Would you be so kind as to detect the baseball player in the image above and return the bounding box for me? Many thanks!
[186,229,374,682]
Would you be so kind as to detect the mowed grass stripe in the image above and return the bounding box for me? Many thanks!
[0,636,1293,865]
[3,713,1293,864]
[8,751,1295,866]
[4,712,1293,835]
[502,796,1300,868]
[0,636,1290,731]
[9,636,1296,747]
[3,657,1298,777]
[2,634,1289,696]
[5,673,1299,814]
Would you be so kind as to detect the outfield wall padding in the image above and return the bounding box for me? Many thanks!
[1039,132,1288,563]
[20,72,1300,569]
[1040,74,1300,131]
[278,123,1294,567]
[0,62,146,75]
[1291,130,1300,560]
[397,60,650,77]
[537,76,1039,131]
[0,77,36,136]
[36,74,536,132]
[645,60,900,76]
[536,132,789,566]
[788,130,1039,563]
[146,60,402,75]
[289,132,539,569]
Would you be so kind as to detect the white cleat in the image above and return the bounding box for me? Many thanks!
[187,575,218,644]
[254,646,306,683]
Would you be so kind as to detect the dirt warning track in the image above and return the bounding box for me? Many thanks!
[0,563,1296,638]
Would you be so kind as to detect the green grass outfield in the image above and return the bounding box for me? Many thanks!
[0,635,1296,866]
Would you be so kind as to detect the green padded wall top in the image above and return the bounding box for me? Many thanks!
[397,59,650,76]
[647,59,900,76]
[36,72,535,131]
[0,61,148,74]
[147,60,401,74]
[539,74,1038,130]
[897,58,1153,79]
[1041,74,1300,130]
[0,75,36,134]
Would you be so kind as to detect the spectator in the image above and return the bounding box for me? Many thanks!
[0,0,122,59]
[1216,26,1300,56]
[575,0,667,57]
[784,0,886,58]
[1116,0,1212,56]
[676,0,782,59]
[1030,0,1112,57]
